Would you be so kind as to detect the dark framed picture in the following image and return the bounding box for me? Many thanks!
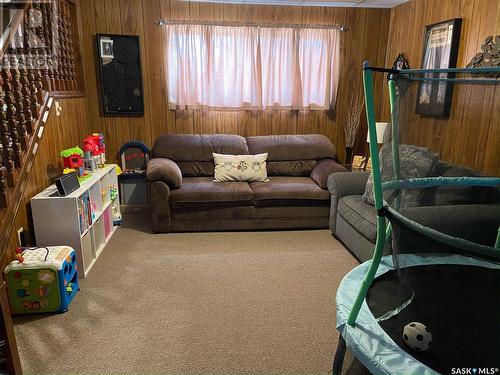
[416,18,462,118]
[96,34,144,117]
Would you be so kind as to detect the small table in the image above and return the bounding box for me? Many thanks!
[352,155,372,171]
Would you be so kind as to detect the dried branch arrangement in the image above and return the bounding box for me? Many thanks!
[344,76,365,149]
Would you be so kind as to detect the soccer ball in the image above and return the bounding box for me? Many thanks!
[403,322,432,352]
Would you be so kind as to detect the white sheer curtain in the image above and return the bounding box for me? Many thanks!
[259,27,298,109]
[298,28,339,110]
[165,24,340,110]
[207,26,261,109]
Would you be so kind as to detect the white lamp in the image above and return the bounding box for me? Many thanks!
[360,122,389,171]
[367,122,389,144]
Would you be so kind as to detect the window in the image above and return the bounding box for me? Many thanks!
[165,24,339,110]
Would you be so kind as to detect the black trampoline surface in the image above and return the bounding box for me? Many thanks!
[366,264,500,375]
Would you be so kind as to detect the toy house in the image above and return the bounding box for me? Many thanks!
[60,147,85,176]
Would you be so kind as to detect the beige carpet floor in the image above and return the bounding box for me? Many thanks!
[14,215,362,375]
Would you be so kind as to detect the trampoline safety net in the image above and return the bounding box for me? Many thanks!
[338,67,500,375]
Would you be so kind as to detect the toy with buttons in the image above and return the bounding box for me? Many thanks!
[4,246,80,314]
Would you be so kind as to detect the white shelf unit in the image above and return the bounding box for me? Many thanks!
[31,164,121,278]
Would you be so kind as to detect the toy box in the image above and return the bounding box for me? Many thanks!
[4,246,79,314]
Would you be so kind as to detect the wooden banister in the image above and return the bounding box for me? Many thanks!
[0,0,85,251]
[0,92,51,259]
[0,2,86,373]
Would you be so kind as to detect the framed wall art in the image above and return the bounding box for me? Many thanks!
[416,18,462,118]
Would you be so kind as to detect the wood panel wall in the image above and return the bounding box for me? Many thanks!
[384,0,500,176]
[78,0,390,164]
[2,98,91,267]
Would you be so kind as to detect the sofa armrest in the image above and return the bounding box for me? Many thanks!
[150,180,172,233]
[147,158,182,190]
[327,171,370,234]
[310,158,348,189]
[327,171,370,197]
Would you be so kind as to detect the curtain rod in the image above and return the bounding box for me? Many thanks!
[154,19,348,31]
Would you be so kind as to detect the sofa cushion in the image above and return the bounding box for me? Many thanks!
[169,177,253,207]
[176,161,214,177]
[152,134,249,161]
[246,134,337,161]
[250,177,330,203]
[310,158,348,189]
[362,144,439,207]
[338,195,377,242]
[267,160,317,176]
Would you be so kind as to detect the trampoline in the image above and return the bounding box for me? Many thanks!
[333,64,500,375]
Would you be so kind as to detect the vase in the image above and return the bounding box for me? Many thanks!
[345,147,353,165]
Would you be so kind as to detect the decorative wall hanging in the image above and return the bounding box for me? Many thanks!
[393,53,410,70]
[96,34,144,117]
[416,18,462,118]
[467,35,500,77]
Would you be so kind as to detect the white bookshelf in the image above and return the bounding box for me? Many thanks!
[31,164,121,278]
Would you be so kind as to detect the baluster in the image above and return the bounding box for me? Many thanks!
[40,2,52,91]
[26,55,41,119]
[0,164,7,208]
[0,136,7,208]
[62,14,70,90]
[8,54,24,159]
[0,121,15,188]
[32,52,45,100]
[12,56,29,150]
[1,66,17,184]
[56,13,63,91]
[19,60,33,135]
[0,78,13,191]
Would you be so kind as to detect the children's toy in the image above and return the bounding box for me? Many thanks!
[403,322,432,352]
[4,246,79,314]
[83,133,106,167]
[119,141,149,172]
[117,141,150,210]
[60,146,85,177]
[84,151,98,173]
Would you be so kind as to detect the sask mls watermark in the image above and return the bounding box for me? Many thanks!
[451,368,499,375]
[0,0,60,70]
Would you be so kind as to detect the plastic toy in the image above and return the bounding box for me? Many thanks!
[4,246,79,314]
[403,322,432,352]
[83,133,106,167]
[84,154,98,173]
[117,141,150,208]
[118,141,150,172]
[60,146,85,176]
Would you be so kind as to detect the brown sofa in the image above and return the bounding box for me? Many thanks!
[147,134,347,233]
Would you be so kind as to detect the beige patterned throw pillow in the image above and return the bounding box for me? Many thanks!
[213,153,269,182]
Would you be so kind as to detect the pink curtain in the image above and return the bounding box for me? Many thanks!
[259,27,299,109]
[165,24,339,111]
[298,28,339,110]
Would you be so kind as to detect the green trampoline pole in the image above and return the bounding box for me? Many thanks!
[388,77,400,180]
[347,63,387,326]
[495,226,500,249]
[388,77,401,211]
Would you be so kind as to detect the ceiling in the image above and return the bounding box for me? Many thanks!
[184,0,409,8]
